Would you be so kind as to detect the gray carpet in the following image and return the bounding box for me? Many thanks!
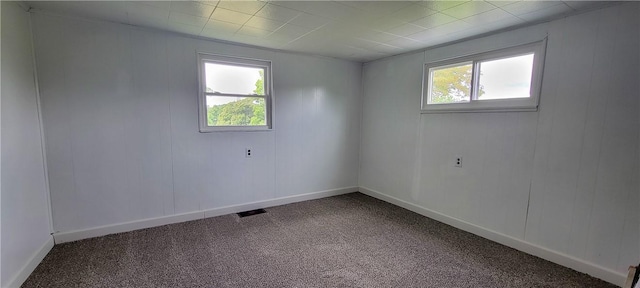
[23,193,615,288]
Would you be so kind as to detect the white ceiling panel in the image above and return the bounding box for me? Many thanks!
[244,16,287,32]
[214,1,265,15]
[255,3,303,22]
[27,0,620,62]
[411,12,457,29]
[462,7,521,25]
[287,12,331,29]
[170,1,216,17]
[210,7,252,25]
[500,0,562,15]
[388,3,438,23]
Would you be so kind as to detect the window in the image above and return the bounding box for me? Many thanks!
[422,40,546,113]
[198,53,272,132]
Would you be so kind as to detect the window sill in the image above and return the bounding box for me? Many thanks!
[421,105,538,114]
[199,126,272,133]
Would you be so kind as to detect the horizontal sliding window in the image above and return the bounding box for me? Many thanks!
[198,53,272,132]
[422,40,546,113]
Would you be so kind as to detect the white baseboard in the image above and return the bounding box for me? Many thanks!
[53,186,358,244]
[203,187,357,218]
[359,186,626,287]
[5,236,54,288]
[53,211,204,244]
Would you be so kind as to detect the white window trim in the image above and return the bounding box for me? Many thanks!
[197,53,273,132]
[421,39,547,113]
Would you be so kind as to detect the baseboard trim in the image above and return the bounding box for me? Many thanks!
[53,211,204,244]
[202,187,358,218]
[358,186,626,287]
[5,236,54,288]
[53,186,358,244]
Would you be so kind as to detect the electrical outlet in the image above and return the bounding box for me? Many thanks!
[246,148,252,158]
[455,156,462,167]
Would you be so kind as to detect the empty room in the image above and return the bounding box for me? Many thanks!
[2,0,639,287]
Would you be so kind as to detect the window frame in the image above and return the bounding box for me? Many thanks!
[197,53,273,132]
[421,39,546,113]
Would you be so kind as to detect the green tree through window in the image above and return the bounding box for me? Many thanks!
[430,65,484,104]
[207,71,266,126]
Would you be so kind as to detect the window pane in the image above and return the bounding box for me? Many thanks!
[204,63,265,95]
[477,54,534,100]
[428,63,473,104]
[206,96,266,126]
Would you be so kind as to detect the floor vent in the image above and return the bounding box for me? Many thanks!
[237,209,266,218]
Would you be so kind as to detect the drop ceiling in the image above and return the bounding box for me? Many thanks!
[26,1,615,62]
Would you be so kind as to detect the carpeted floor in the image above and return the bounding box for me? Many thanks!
[23,193,615,288]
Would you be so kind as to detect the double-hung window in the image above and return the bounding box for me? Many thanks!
[422,40,546,113]
[198,53,272,132]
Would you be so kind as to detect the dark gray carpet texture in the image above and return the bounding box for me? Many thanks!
[23,193,614,288]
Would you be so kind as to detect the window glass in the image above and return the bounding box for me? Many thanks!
[428,62,473,104]
[198,53,271,132]
[204,63,265,95]
[477,54,534,100]
[206,96,266,126]
[422,40,545,113]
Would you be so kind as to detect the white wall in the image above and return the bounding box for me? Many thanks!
[1,2,53,287]
[360,3,639,285]
[31,12,362,234]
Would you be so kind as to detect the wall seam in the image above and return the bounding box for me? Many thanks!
[27,11,54,234]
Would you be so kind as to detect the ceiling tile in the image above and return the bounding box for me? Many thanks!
[339,1,414,16]
[388,3,438,23]
[423,20,474,37]
[500,1,562,16]
[255,3,301,22]
[459,15,524,36]
[210,7,253,25]
[487,1,521,8]
[359,31,403,43]
[441,1,497,19]
[369,43,402,54]
[408,19,472,42]
[418,1,470,12]
[363,17,407,32]
[244,16,287,32]
[386,23,427,37]
[288,1,361,21]
[215,1,266,15]
[203,18,242,33]
[265,32,298,45]
[462,7,519,25]
[169,1,216,18]
[28,0,616,62]
[272,24,313,39]
[236,25,271,38]
[385,36,426,49]
[195,1,220,7]
[287,13,331,30]
[411,13,457,29]
[346,37,383,50]
[169,11,208,27]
